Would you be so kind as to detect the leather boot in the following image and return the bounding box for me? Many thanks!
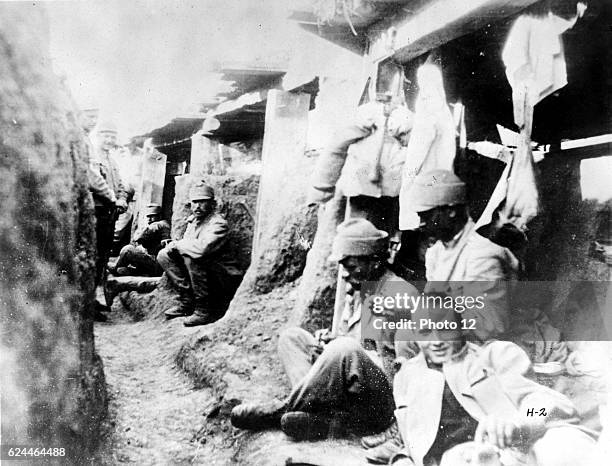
[93,301,109,322]
[164,293,193,320]
[183,310,217,327]
[230,399,287,430]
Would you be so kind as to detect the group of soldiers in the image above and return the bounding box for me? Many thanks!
[84,109,240,326]
[229,169,596,466]
[227,65,598,465]
[81,59,600,463]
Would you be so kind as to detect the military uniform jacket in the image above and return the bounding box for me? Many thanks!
[176,213,241,276]
[91,148,128,207]
[134,220,171,256]
[425,218,519,341]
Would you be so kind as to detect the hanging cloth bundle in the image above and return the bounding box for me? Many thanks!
[399,63,456,230]
[476,4,586,232]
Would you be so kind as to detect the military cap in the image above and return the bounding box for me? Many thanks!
[329,218,388,262]
[189,181,215,201]
[145,204,162,216]
[403,169,466,213]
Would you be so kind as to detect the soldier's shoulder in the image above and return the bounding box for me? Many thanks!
[378,269,417,295]
[210,213,228,226]
[466,231,510,259]
[152,220,171,230]
[466,231,520,273]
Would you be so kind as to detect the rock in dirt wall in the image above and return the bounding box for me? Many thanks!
[0,4,106,461]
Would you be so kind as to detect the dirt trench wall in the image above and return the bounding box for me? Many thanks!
[0,4,105,461]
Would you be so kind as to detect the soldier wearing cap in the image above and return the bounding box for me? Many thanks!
[231,218,418,442]
[110,204,170,276]
[157,181,241,326]
[91,121,127,205]
[80,107,119,213]
[88,119,128,319]
[403,169,519,342]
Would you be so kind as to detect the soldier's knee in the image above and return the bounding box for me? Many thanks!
[324,336,362,358]
[156,248,170,268]
[120,244,136,257]
[278,327,313,353]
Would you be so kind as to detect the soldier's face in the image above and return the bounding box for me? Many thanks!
[146,214,160,224]
[98,131,117,152]
[418,206,460,242]
[339,256,379,288]
[417,340,464,365]
[191,199,214,218]
[81,109,99,133]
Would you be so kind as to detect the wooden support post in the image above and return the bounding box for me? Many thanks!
[135,141,167,234]
[189,130,207,176]
[190,130,218,176]
[253,90,310,257]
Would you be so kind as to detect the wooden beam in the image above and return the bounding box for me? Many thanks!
[368,0,539,63]
[550,141,612,161]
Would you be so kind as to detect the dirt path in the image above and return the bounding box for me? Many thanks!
[94,314,215,465]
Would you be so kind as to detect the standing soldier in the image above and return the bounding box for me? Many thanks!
[91,120,128,319]
[157,181,241,326]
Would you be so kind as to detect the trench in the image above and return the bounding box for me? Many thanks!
[93,310,215,465]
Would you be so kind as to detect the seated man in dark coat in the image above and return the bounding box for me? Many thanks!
[157,181,241,326]
[231,219,419,441]
[110,203,170,276]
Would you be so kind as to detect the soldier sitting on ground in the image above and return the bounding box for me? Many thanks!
[158,181,242,327]
[109,203,170,277]
[231,218,418,441]
[390,306,596,466]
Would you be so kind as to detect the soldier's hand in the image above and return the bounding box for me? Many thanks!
[475,416,520,449]
[314,328,333,344]
[115,199,128,213]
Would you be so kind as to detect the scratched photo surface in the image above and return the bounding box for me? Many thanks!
[0,1,610,464]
